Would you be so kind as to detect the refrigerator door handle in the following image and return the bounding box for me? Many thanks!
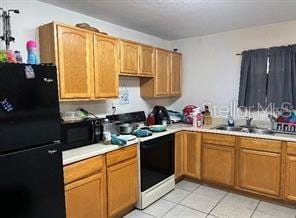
[48,149,58,154]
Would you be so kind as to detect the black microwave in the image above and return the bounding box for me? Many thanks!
[61,118,104,151]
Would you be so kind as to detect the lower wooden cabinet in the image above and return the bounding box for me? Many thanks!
[106,145,138,218]
[175,132,185,179]
[285,155,296,201]
[174,131,201,179]
[239,149,281,196]
[184,132,202,179]
[202,144,235,186]
[64,156,107,218]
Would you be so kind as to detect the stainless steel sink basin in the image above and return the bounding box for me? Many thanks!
[248,128,274,135]
[215,126,243,132]
[214,125,274,135]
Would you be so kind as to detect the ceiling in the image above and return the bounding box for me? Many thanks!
[38,0,296,40]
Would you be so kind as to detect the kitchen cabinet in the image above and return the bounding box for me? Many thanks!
[285,142,296,201]
[155,48,170,95]
[140,49,182,97]
[93,34,119,98]
[175,131,201,180]
[175,132,185,179]
[202,134,235,186]
[238,138,281,197]
[139,44,155,76]
[184,132,202,179]
[63,156,107,218]
[56,25,94,99]
[106,145,138,218]
[39,22,119,101]
[120,40,139,75]
[170,52,182,95]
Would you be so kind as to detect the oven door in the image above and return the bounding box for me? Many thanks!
[61,120,95,150]
[140,134,175,192]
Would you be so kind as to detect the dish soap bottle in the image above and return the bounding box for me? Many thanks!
[227,113,235,127]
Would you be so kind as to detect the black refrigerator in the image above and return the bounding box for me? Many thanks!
[0,63,66,218]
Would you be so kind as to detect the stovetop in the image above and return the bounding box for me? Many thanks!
[106,111,146,124]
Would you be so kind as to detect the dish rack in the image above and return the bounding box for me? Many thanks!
[271,122,296,135]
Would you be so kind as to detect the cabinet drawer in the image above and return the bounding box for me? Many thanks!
[287,142,296,155]
[202,133,235,147]
[240,138,281,153]
[64,156,104,185]
[106,144,137,167]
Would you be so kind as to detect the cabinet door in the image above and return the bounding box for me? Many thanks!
[57,25,93,99]
[94,35,119,98]
[202,144,235,186]
[175,132,184,179]
[120,40,139,75]
[65,173,106,218]
[170,52,182,95]
[285,156,296,201]
[155,49,170,96]
[239,149,281,196]
[140,45,154,76]
[184,132,201,179]
[107,158,138,218]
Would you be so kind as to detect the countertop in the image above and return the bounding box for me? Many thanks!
[63,122,296,165]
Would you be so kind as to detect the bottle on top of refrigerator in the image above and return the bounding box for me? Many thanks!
[227,113,235,127]
[193,108,203,128]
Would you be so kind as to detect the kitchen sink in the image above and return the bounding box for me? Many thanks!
[214,125,274,135]
[215,126,243,132]
[248,128,274,135]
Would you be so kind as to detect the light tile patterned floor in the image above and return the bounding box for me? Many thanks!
[124,179,296,218]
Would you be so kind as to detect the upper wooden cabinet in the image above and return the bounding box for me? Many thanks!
[39,22,119,100]
[120,40,139,75]
[140,49,182,97]
[139,45,155,76]
[170,52,182,95]
[155,49,170,96]
[94,34,119,98]
[57,25,94,99]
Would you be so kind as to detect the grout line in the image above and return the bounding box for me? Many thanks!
[206,192,229,216]
[250,200,261,218]
[160,202,177,217]
[177,203,209,216]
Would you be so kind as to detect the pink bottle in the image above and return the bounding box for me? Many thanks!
[193,108,203,128]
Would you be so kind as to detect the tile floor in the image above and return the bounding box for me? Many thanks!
[124,180,296,218]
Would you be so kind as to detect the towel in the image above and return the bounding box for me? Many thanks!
[133,128,152,137]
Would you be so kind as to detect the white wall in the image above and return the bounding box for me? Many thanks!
[0,0,176,116]
[169,20,296,119]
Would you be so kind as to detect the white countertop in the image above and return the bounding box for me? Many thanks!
[63,122,296,165]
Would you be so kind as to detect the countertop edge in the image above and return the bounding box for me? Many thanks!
[62,124,296,165]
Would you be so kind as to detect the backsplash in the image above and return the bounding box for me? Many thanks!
[60,77,178,117]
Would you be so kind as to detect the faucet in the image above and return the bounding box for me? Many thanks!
[245,116,253,128]
[268,114,277,130]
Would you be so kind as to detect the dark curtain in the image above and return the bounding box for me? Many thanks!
[238,49,268,107]
[267,45,296,108]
